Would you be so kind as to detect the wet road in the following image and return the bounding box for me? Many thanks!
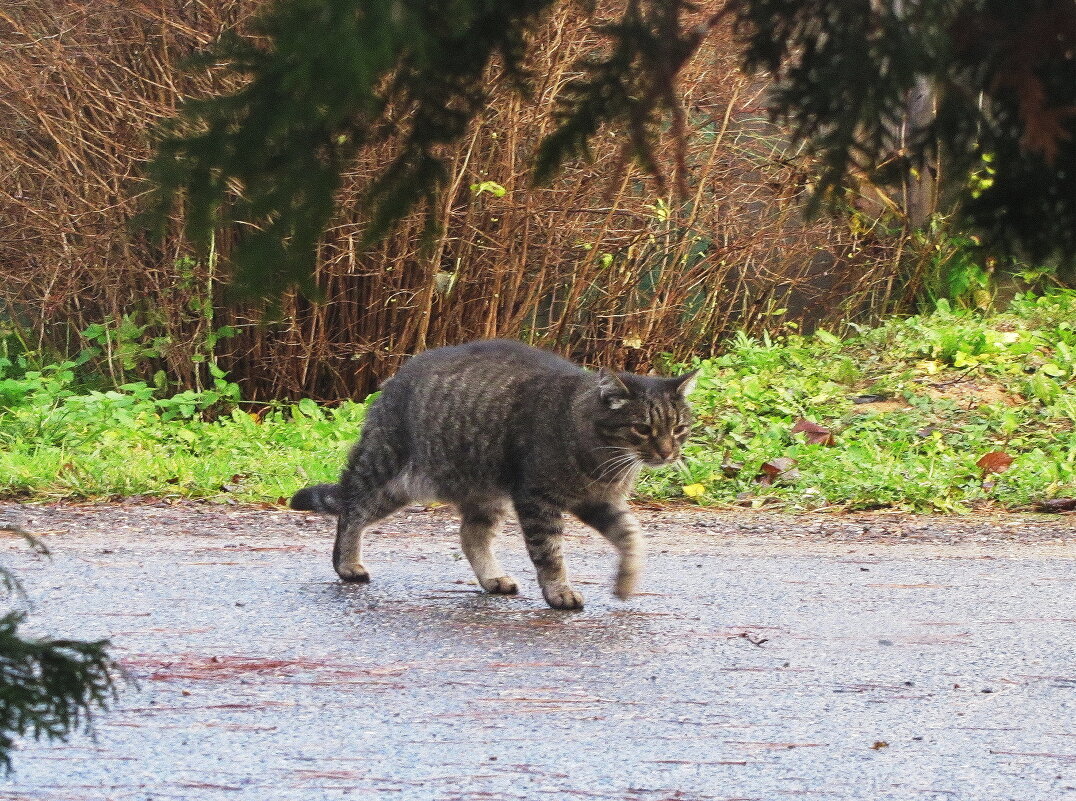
[1,501,1074,801]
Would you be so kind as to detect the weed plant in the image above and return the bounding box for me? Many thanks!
[1,292,1073,513]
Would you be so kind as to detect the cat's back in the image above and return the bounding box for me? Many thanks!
[398,339,580,382]
[368,341,584,495]
[386,340,581,406]
[374,339,583,430]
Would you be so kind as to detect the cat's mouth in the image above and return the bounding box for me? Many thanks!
[643,454,678,467]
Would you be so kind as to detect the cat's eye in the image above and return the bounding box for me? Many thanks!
[630,424,653,437]
[673,425,690,437]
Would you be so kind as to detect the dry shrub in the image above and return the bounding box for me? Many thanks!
[0,0,905,400]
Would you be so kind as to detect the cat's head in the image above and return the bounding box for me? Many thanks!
[592,368,697,467]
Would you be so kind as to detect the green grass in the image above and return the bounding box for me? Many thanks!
[0,376,365,504]
[2,290,1074,512]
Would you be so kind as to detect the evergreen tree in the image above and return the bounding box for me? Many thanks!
[733,0,1075,269]
[0,527,118,771]
[145,0,1075,295]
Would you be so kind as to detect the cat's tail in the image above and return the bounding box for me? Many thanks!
[289,483,342,515]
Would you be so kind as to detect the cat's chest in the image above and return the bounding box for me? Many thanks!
[528,463,637,508]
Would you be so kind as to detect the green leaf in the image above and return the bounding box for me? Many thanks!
[814,329,841,346]
[1027,373,1060,405]
[952,351,980,368]
[470,181,507,198]
[296,398,321,418]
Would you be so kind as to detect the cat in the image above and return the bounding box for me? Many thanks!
[291,339,696,609]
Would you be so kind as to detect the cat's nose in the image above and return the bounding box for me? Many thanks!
[655,440,675,460]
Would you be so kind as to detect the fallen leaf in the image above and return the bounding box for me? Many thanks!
[871,740,889,750]
[760,457,797,476]
[757,457,799,486]
[976,451,1014,475]
[791,418,835,446]
[682,483,707,499]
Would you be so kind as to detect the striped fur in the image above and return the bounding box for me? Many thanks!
[289,483,342,514]
[290,340,695,609]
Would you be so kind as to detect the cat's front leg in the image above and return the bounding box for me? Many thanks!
[573,501,644,599]
[458,500,518,595]
[512,497,583,610]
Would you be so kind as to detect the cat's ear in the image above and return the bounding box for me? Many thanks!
[671,370,699,397]
[597,367,631,409]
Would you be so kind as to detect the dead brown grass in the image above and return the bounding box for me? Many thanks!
[0,0,908,399]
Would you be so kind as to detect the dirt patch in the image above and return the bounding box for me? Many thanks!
[849,399,910,414]
[919,377,1023,407]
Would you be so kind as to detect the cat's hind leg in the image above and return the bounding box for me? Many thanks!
[458,499,518,595]
[333,469,407,583]
[573,501,644,599]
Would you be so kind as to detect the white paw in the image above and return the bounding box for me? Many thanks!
[336,563,370,583]
[480,575,520,595]
[543,585,584,610]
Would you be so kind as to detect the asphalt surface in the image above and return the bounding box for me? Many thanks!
[1,500,1074,801]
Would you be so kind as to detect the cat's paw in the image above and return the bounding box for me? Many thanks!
[613,570,638,599]
[542,585,584,610]
[480,576,519,595]
[335,563,370,583]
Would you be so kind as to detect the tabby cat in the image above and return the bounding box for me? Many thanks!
[291,340,696,609]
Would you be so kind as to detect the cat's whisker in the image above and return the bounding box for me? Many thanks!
[599,451,643,486]
[594,446,632,464]
[592,459,634,485]
[610,460,639,486]
[623,465,643,486]
[590,450,639,484]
